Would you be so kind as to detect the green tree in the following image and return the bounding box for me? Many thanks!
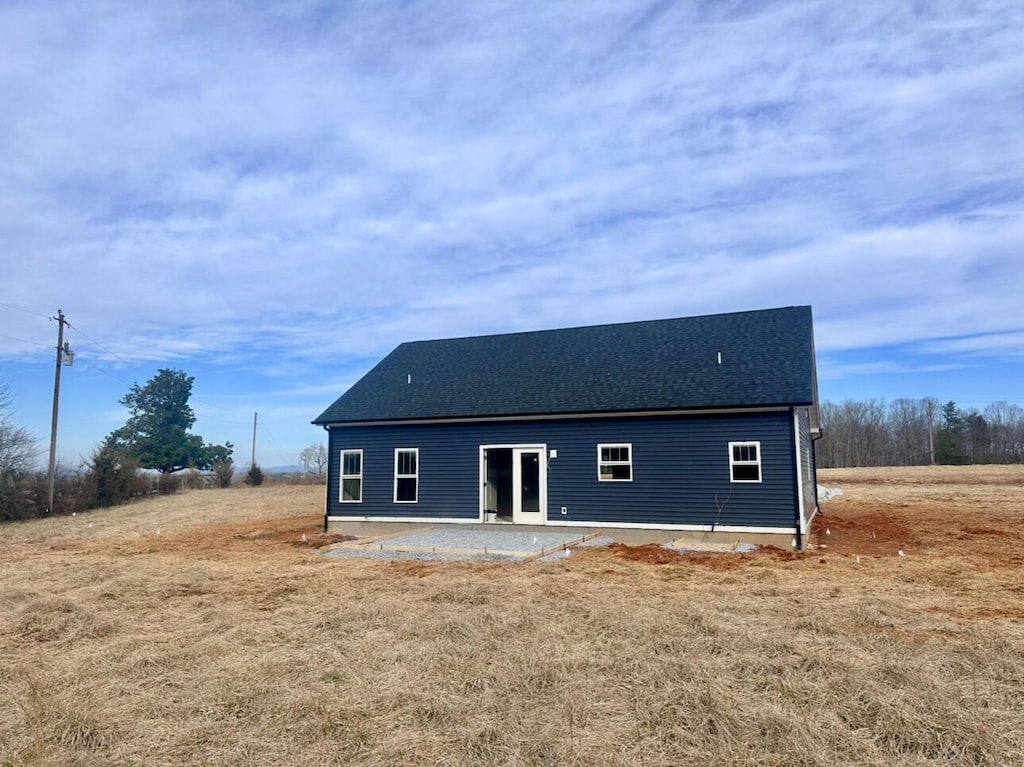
[106,369,233,474]
[245,463,264,487]
[205,442,235,488]
[964,411,991,463]
[936,400,968,465]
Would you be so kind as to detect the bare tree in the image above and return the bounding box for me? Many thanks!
[0,382,37,476]
[1,381,40,520]
[299,443,328,481]
[819,396,1024,467]
[983,401,1024,463]
[889,398,932,466]
[819,398,891,467]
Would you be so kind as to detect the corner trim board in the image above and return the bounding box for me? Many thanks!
[794,409,807,535]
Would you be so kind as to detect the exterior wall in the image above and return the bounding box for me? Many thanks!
[796,407,818,533]
[325,412,799,532]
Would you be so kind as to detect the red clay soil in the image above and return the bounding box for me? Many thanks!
[608,542,686,564]
[759,546,802,561]
[75,514,347,558]
[811,508,912,557]
[679,552,752,571]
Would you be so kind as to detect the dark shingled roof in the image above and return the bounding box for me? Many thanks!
[313,306,816,424]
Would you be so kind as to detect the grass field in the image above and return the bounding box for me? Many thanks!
[1,466,1022,766]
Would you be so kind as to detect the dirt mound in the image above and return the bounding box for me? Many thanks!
[760,545,802,561]
[608,542,686,564]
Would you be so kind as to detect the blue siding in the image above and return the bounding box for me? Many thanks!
[326,413,799,529]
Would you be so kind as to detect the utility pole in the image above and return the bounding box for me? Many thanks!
[47,310,72,514]
[924,397,937,465]
[251,411,258,468]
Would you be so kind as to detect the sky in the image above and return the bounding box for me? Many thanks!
[1,0,1023,470]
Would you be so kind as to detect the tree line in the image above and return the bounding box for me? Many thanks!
[2,368,330,522]
[1,369,235,521]
[817,398,1024,468]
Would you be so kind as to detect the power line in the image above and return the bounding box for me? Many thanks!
[258,421,286,456]
[75,359,135,388]
[0,332,52,349]
[187,394,254,418]
[60,320,254,420]
[0,301,49,319]
[65,321,138,369]
[190,408,252,427]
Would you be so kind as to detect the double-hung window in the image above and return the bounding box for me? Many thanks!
[598,443,632,481]
[340,450,363,502]
[729,441,761,482]
[394,448,419,503]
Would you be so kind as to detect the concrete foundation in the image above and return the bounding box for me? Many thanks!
[326,520,796,550]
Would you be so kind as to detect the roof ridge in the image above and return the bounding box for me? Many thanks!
[400,305,810,346]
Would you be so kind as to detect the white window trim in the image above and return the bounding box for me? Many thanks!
[393,448,419,503]
[597,442,633,482]
[340,449,363,503]
[729,441,762,483]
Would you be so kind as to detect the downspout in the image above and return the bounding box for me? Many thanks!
[794,408,825,552]
[810,428,823,521]
[791,407,803,551]
[321,424,330,533]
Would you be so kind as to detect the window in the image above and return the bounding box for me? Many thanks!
[598,443,632,481]
[394,448,418,502]
[340,450,362,502]
[729,441,761,482]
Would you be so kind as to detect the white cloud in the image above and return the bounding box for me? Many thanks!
[919,332,1024,359]
[1,0,1022,380]
[817,358,969,381]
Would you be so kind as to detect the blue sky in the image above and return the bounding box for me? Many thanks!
[1,1,1022,469]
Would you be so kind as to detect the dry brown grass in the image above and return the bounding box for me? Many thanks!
[2,469,1023,766]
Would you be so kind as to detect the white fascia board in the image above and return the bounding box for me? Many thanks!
[323,406,792,428]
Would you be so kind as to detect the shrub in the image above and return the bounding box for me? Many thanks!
[184,467,204,490]
[213,461,234,488]
[0,470,30,521]
[82,446,145,510]
[157,473,180,495]
[245,464,264,487]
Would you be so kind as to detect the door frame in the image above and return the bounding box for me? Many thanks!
[479,444,548,524]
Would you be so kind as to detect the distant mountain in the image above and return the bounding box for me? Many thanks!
[262,464,305,474]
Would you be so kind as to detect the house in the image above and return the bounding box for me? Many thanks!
[313,306,821,548]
